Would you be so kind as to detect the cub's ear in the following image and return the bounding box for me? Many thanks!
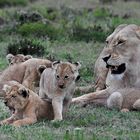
[75,75,80,81]
[38,65,47,74]
[24,55,33,61]
[73,62,81,70]
[6,54,14,63]
[18,87,29,98]
[52,61,61,69]
[2,85,11,93]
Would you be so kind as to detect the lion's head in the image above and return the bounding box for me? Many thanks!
[102,24,140,75]
[52,61,81,89]
[6,54,32,65]
[3,84,29,113]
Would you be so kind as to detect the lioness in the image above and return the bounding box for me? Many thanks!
[39,61,81,121]
[94,24,128,91]
[0,58,52,97]
[0,83,54,127]
[6,54,32,65]
[72,24,140,110]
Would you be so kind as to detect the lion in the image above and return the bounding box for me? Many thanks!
[0,58,52,97]
[94,24,129,91]
[6,54,32,65]
[38,61,81,121]
[72,24,140,111]
[0,83,54,127]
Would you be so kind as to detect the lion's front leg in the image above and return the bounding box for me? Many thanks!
[0,114,17,125]
[63,98,72,116]
[12,117,37,127]
[72,89,110,106]
[52,98,63,121]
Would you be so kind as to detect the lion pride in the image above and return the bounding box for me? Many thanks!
[72,24,140,111]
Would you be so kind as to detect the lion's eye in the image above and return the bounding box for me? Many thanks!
[118,40,125,45]
[64,75,69,79]
[12,95,16,98]
[56,75,60,79]
[106,40,109,44]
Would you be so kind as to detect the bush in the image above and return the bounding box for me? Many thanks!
[69,25,107,42]
[18,11,43,24]
[18,22,64,40]
[7,38,45,56]
[0,0,27,7]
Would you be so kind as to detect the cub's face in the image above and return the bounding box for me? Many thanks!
[3,85,29,112]
[53,61,81,89]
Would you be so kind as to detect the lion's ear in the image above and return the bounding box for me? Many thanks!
[38,65,47,74]
[73,62,81,70]
[6,54,14,63]
[2,85,11,93]
[24,55,33,61]
[71,62,81,81]
[18,87,29,98]
[52,61,61,69]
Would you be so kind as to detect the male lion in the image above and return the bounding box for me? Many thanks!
[0,83,54,127]
[72,24,140,111]
[6,54,32,65]
[39,61,81,121]
[0,58,52,97]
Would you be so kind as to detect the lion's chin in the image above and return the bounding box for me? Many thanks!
[106,63,126,74]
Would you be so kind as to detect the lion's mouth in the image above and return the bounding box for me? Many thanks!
[106,63,126,74]
[8,106,15,114]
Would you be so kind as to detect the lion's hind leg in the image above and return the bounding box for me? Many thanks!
[107,92,123,110]
[133,99,140,111]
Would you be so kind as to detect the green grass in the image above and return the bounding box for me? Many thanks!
[1,102,140,140]
[0,0,140,139]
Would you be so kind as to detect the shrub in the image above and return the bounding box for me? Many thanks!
[7,38,45,56]
[17,11,43,24]
[18,22,64,40]
[69,25,107,42]
[94,8,110,18]
[0,0,27,7]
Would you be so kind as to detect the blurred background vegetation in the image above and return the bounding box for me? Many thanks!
[0,0,140,139]
[1,0,140,84]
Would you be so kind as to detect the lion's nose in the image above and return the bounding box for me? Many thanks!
[102,55,111,63]
[4,101,8,105]
[59,84,64,89]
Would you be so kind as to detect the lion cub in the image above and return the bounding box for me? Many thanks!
[39,61,81,121]
[107,88,140,112]
[0,83,54,127]
[6,54,32,65]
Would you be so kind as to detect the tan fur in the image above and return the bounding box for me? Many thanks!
[94,24,128,91]
[0,58,52,97]
[0,83,54,127]
[72,24,140,111]
[107,89,140,111]
[39,61,81,121]
[6,54,32,65]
